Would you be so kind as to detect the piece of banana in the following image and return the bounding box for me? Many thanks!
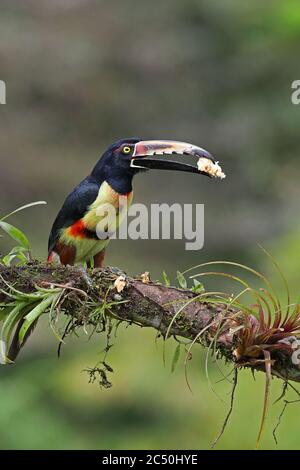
[197,157,226,179]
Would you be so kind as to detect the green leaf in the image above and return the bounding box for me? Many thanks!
[0,306,10,323]
[1,246,28,267]
[0,302,28,364]
[7,246,28,255]
[171,343,181,373]
[15,253,29,266]
[0,221,30,249]
[1,254,16,267]
[162,270,170,287]
[191,279,205,293]
[12,246,28,266]
[0,201,47,221]
[19,293,60,345]
[176,271,187,289]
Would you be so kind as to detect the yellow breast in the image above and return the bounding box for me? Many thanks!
[83,181,133,230]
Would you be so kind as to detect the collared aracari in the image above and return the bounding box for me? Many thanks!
[7,138,223,362]
[47,138,218,268]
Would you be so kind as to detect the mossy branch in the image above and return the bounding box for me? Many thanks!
[0,261,300,384]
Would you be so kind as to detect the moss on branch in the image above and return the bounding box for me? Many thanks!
[0,261,299,385]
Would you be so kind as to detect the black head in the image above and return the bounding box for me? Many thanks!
[91,137,215,194]
[91,137,141,194]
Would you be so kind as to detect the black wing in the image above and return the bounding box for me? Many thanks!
[48,176,100,253]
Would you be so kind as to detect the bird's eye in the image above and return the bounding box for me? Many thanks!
[122,146,131,154]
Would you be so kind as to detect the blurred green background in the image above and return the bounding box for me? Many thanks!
[1,0,300,450]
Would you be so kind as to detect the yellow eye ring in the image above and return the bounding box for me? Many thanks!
[122,146,131,154]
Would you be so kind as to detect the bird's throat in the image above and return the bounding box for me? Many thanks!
[105,167,134,195]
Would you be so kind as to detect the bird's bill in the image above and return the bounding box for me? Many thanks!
[130,140,214,176]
